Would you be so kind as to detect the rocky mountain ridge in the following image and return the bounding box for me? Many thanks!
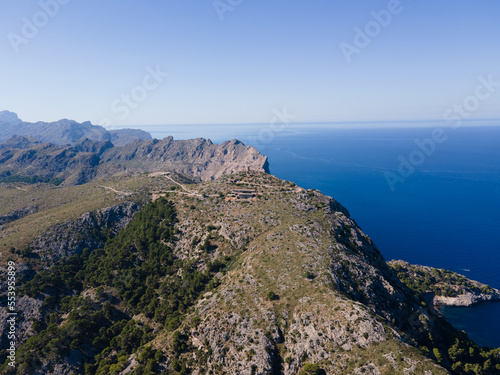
[0,111,151,147]
[0,135,269,186]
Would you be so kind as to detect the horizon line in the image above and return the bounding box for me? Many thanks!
[122,118,500,129]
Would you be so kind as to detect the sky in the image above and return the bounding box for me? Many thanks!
[1,0,500,129]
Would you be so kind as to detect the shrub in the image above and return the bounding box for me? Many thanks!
[303,271,315,280]
[300,363,325,375]
[267,291,279,301]
[191,316,201,327]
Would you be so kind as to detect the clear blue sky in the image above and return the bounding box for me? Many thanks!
[1,0,500,127]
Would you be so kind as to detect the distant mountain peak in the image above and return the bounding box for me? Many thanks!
[0,111,152,146]
[0,135,41,150]
[0,110,22,124]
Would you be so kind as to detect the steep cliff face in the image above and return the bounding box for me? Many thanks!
[100,136,270,180]
[28,201,142,265]
[0,136,269,186]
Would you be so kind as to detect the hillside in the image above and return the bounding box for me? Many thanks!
[1,171,499,374]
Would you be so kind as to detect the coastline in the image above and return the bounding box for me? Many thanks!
[388,260,500,309]
[433,290,500,308]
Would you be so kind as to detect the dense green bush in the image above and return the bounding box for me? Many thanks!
[300,363,325,375]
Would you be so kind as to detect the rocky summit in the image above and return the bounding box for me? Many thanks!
[1,168,499,375]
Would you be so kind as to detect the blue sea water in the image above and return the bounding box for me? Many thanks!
[148,122,500,348]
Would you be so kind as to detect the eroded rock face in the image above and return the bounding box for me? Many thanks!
[0,205,38,227]
[29,201,142,265]
[0,296,43,348]
[100,137,270,181]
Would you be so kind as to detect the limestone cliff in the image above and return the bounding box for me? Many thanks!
[0,135,269,186]
[100,136,270,181]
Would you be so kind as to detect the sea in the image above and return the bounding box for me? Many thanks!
[146,121,500,348]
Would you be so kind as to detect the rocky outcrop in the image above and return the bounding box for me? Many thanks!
[0,296,43,349]
[434,291,500,307]
[0,205,38,227]
[388,260,500,308]
[150,173,448,375]
[29,201,142,265]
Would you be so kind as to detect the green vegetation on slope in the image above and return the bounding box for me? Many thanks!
[1,197,229,374]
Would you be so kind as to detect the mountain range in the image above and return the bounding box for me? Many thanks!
[0,111,269,186]
[0,111,152,147]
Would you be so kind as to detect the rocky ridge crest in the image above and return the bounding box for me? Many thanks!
[0,111,151,146]
[0,135,269,186]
